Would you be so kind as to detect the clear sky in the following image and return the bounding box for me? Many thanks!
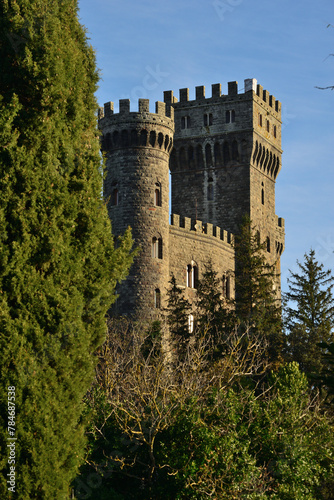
[78,0,333,292]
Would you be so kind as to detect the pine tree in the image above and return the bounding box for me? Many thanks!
[284,249,334,377]
[195,261,234,356]
[0,1,133,497]
[165,274,192,357]
[234,216,283,365]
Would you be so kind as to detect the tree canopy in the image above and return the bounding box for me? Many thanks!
[0,1,133,497]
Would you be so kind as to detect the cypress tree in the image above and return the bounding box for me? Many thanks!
[284,249,334,377]
[0,1,133,497]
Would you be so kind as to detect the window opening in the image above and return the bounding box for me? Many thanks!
[226,110,235,123]
[152,237,163,259]
[154,289,161,309]
[181,116,191,129]
[188,314,194,333]
[154,183,161,207]
[187,264,198,288]
[266,237,271,253]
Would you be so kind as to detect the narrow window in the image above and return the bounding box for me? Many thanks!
[266,120,270,132]
[186,264,198,288]
[181,116,191,129]
[273,125,277,138]
[152,237,158,258]
[226,110,235,123]
[207,177,214,201]
[187,264,192,287]
[140,129,148,146]
[111,187,119,206]
[188,314,194,333]
[261,183,264,205]
[223,142,230,164]
[222,275,231,299]
[158,238,163,259]
[154,183,161,206]
[266,236,271,253]
[154,289,161,309]
[258,113,262,127]
[152,237,163,259]
[226,276,231,299]
[204,113,213,126]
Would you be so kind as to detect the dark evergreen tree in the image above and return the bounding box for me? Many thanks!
[0,1,133,497]
[284,249,334,377]
[234,216,283,365]
[195,261,234,356]
[165,274,192,357]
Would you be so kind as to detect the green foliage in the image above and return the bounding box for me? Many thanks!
[195,260,234,352]
[316,342,334,405]
[284,249,334,378]
[0,1,133,498]
[249,362,334,499]
[165,274,192,356]
[234,216,283,365]
[80,360,334,499]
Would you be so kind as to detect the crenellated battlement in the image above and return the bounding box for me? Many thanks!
[163,78,281,115]
[170,214,234,246]
[98,98,174,124]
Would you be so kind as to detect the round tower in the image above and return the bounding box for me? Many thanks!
[98,98,174,319]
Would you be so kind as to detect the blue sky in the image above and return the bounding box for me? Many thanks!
[78,0,333,292]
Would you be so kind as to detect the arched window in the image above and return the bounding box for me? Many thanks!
[140,129,148,146]
[196,145,204,169]
[152,237,163,259]
[154,183,161,206]
[214,142,222,166]
[154,289,161,309]
[232,140,239,161]
[188,145,195,169]
[205,143,213,167]
[186,263,198,288]
[149,130,156,147]
[207,177,214,201]
[223,142,230,164]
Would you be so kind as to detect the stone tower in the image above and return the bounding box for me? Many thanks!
[98,99,174,318]
[165,78,285,272]
[98,79,285,318]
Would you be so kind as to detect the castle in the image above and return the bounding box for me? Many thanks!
[98,78,285,318]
